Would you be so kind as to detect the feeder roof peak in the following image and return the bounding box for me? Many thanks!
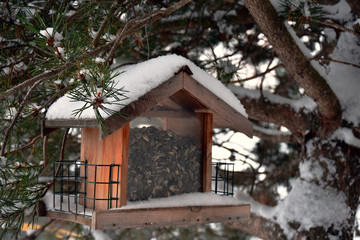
[45,54,252,137]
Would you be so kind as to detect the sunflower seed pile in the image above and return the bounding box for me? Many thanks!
[127,126,202,201]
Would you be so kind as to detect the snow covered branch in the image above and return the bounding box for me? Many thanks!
[312,19,360,39]
[253,125,294,143]
[230,86,315,141]
[0,0,191,101]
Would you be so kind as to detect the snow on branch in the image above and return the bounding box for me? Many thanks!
[0,0,191,101]
[232,171,351,239]
[229,85,314,141]
[253,125,293,143]
[230,85,316,113]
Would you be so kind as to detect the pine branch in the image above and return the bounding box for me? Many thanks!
[105,0,192,65]
[7,135,42,155]
[228,64,283,84]
[23,87,70,119]
[0,0,192,101]
[105,20,131,65]
[21,219,55,240]
[60,128,69,162]
[312,19,360,39]
[0,63,74,101]
[91,2,119,48]
[1,80,43,156]
[312,57,360,69]
[42,135,48,170]
[260,57,274,99]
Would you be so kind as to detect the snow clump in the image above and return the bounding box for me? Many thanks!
[39,27,63,46]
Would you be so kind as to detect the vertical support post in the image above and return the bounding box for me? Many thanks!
[119,124,129,207]
[202,113,213,192]
[80,125,129,210]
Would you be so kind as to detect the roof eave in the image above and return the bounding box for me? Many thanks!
[43,67,253,138]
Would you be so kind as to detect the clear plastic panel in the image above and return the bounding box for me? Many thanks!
[127,102,203,201]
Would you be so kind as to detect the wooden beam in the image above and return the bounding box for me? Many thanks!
[44,118,98,129]
[202,113,213,192]
[44,69,253,139]
[102,72,185,138]
[182,74,253,138]
[170,90,207,111]
[140,110,194,118]
[46,210,92,226]
[92,204,250,230]
[120,124,129,207]
[80,126,128,210]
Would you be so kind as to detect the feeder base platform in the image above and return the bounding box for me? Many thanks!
[46,204,250,230]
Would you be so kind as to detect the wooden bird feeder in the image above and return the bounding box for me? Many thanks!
[41,55,253,230]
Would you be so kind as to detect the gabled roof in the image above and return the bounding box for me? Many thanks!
[45,55,253,138]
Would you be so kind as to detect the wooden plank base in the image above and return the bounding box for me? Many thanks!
[92,204,250,230]
[46,210,92,226]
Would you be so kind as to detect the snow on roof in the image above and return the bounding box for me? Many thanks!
[46,54,247,120]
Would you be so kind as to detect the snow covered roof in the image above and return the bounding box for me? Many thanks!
[45,55,252,137]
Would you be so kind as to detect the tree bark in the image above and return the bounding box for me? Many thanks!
[242,0,341,135]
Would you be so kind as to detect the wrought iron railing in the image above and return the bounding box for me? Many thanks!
[212,162,235,196]
[52,160,121,217]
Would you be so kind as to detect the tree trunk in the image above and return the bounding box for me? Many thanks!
[237,1,360,238]
[242,0,341,135]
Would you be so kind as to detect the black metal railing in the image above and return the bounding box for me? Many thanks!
[212,162,235,196]
[53,160,121,217]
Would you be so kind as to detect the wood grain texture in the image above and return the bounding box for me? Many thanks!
[81,126,129,210]
[202,113,213,192]
[102,73,184,138]
[44,69,253,138]
[46,210,92,226]
[92,204,250,230]
[182,74,253,138]
[120,124,129,207]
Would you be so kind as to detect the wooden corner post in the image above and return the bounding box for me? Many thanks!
[80,124,129,211]
[202,112,213,192]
